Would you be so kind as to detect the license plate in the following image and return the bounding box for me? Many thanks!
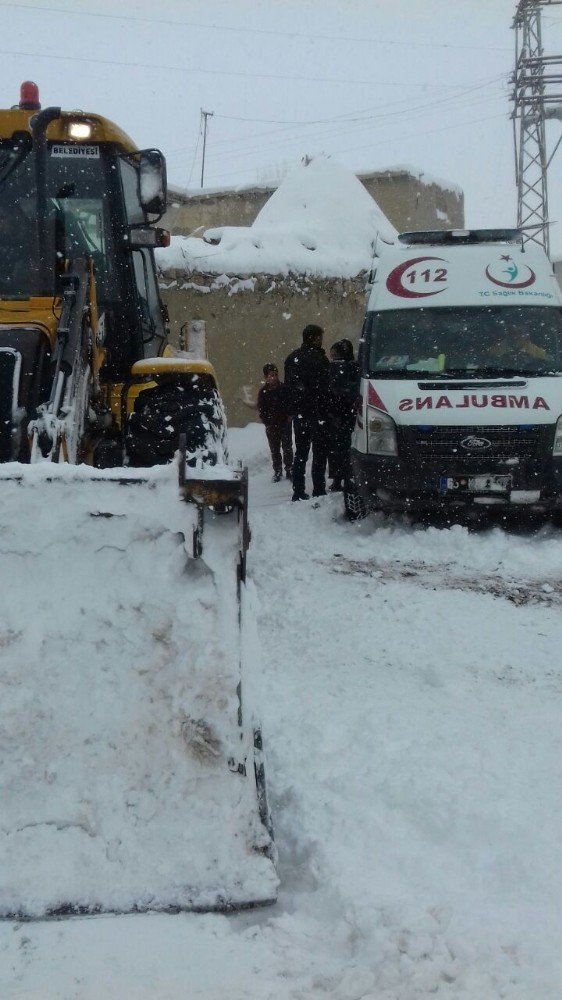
[439,475,511,493]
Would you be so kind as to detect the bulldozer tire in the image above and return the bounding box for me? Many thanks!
[126,382,227,468]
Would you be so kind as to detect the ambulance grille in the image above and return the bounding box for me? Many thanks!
[402,425,547,459]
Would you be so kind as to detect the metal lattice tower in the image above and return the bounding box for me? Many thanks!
[511,0,562,256]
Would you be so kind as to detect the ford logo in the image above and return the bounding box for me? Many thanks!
[460,435,492,451]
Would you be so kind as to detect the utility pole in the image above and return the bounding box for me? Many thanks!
[511,0,562,256]
[200,109,214,189]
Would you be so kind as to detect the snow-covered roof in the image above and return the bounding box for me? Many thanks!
[167,163,462,204]
[157,157,397,279]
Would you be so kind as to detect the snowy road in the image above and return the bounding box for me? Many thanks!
[3,424,562,998]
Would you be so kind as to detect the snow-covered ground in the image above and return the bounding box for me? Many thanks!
[0,464,276,919]
[3,425,562,998]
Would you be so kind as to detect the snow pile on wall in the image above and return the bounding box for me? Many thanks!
[157,157,397,279]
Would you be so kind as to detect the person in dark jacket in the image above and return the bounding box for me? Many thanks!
[328,339,360,491]
[258,363,293,482]
[284,324,330,501]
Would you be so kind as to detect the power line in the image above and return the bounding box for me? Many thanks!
[0,45,477,90]
[211,85,498,125]
[0,1,513,52]
[201,111,508,185]
[166,86,498,156]
[168,99,505,186]
[196,97,506,174]
[215,75,505,126]
[192,93,506,169]
[165,78,505,163]
[325,112,510,164]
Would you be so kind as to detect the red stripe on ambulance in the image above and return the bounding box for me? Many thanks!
[367,383,388,411]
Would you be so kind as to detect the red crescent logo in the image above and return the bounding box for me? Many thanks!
[386,257,448,298]
[485,264,536,289]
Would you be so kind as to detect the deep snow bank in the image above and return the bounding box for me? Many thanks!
[0,464,276,917]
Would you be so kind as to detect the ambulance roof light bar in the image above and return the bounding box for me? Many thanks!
[397,229,523,246]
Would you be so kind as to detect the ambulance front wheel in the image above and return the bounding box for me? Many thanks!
[344,484,368,522]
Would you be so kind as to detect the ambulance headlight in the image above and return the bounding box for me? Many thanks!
[367,407,398,456]
[553,414,562,456]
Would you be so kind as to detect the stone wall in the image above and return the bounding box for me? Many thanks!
[163,168,464,237]
[160,273,367,428]
[360,171,463,232]
[164,185,271,235]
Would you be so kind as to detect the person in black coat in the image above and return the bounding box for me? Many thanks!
[284,324,330,501]
[328,339,360,491]
[257,363,293,482]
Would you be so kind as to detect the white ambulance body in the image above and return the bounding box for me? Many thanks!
[350,229,562,515]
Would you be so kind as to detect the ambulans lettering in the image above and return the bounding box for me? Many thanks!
[398,394,550,411]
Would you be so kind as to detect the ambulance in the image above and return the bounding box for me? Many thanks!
[349,229,562,518]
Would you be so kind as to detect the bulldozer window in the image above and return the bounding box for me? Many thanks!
[46,147,120,304]
[50,195,117,302]
[0,140,123,300]
[0,139,42,297]
[131,247,166,354]
[0,133,32,188]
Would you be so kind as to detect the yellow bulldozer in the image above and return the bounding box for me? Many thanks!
[0,84,277,918]
[0,81,226,472]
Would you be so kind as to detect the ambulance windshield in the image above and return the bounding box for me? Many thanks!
[365,305,562,378]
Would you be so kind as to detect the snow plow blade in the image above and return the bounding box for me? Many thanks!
[0,459,277,919]
[179,443,250,568]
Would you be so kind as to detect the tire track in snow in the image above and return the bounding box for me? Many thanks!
[326,556,562,608]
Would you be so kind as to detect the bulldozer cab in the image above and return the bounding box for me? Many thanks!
[0,83,229,469]
[0,106,167,376]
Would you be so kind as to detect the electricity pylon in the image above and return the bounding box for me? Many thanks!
[511,0,562,256]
